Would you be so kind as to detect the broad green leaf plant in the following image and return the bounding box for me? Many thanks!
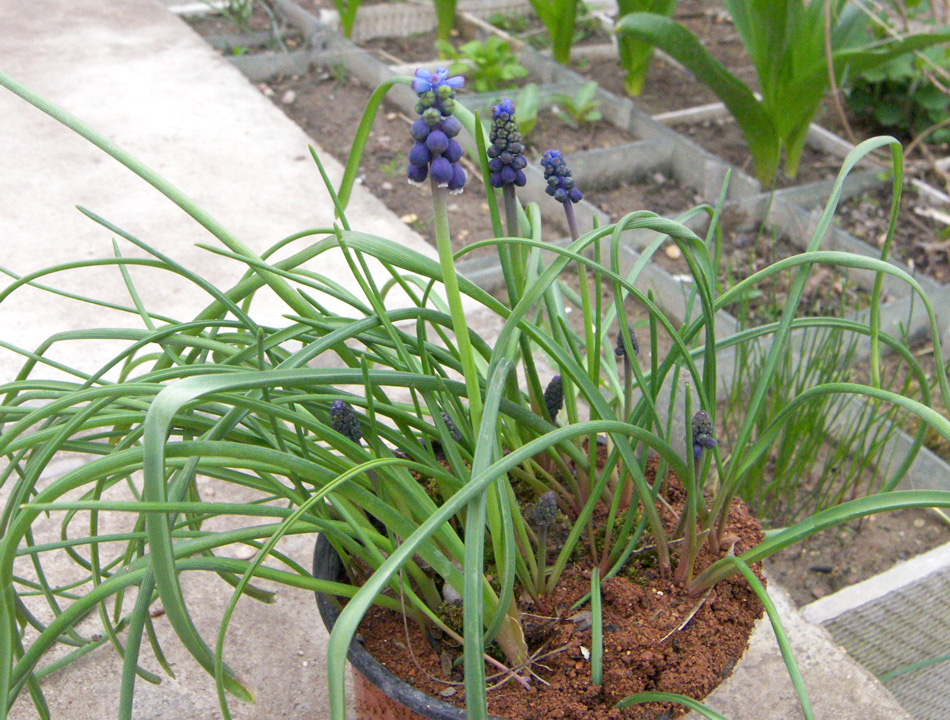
[614,0,679,96]
[2,63,950,720]
[617,0,950,185]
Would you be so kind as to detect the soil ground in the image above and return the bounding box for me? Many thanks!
[835,180,950,285]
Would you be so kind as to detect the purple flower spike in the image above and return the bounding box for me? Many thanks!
[407,67,466,193]
[541,149,583,204]
[488,98,527,188]
[690,410,717,460]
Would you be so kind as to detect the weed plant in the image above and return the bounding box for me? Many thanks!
[1,64,950,720]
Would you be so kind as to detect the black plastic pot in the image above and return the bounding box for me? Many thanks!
[313,534,506,720]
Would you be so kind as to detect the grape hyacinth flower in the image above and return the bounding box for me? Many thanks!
[440,411,463,443]
[691,410,717,460]
[544,374,563,423]
[530,491,559,530]
[330,399,362,445]
[487,99,527,189]
[614,328,640,359]
[407,67,466,193]
[540,149,582,205]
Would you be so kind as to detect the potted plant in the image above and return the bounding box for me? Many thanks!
[1,65,950,720]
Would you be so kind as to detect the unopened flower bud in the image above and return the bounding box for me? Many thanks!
[330,400,362,445]
[544,375,564,423]
[531,491,558,529]
[690,410,717,460]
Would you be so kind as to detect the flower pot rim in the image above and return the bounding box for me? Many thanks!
[312,533,508,720]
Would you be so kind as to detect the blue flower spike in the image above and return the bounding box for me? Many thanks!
[540,149,583,204]
[690,410,717,460]
[330,399,362,445]
[544,374,564,423]
[407,67,466,194]
[487,98,527,188]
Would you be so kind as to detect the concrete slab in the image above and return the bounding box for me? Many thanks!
[0,0,445,383]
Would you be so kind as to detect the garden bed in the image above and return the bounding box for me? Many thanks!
[832,180,950,286]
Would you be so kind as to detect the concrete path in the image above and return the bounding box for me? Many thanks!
[0,1,915,719]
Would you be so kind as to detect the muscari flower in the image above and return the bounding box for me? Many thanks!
[540,149,582,205]
[440,411,463,443]
[330,399,362,445]
[487,98,527,189]
[614,327,640,359]
[690,410,717,460]
[407,67,466,193]
[544,374,564,423]
[531,491,559,530]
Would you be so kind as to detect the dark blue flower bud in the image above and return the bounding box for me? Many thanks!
[430,157,453,185]
[330,399,362,445]
[488,98,528,188]
[544,375,563,423]
[531,491,558,529]
[444,139,462,163]
[441,116,461,137]
[425,129,449,154]
[407,163,428,184]
[410,118,431,142]
[408,142,431,167]
[615,328,640,359]
[447,164,466,194]
[690,410,717,460]
[541,149,583,205]
[440,411,463,443]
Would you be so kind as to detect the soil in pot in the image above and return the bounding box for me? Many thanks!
[834,179,950,285]
[354,458,766,720]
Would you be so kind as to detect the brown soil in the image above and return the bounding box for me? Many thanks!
[585,172,703,221]
[527,111,638,155]
[574,54,718,116]
[650,207,875,324]
[362,31,482,68]
[674,117,852,188]
[184,1,304,54]
[758,335,950,607]
[357,459,765,720]
[835,180,950,285]
[767,508,950,606]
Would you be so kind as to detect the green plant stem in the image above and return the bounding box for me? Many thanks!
[430,179,483,429]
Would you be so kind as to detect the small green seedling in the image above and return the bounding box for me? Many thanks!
[551,81,602,129]
[436,36,528,93]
